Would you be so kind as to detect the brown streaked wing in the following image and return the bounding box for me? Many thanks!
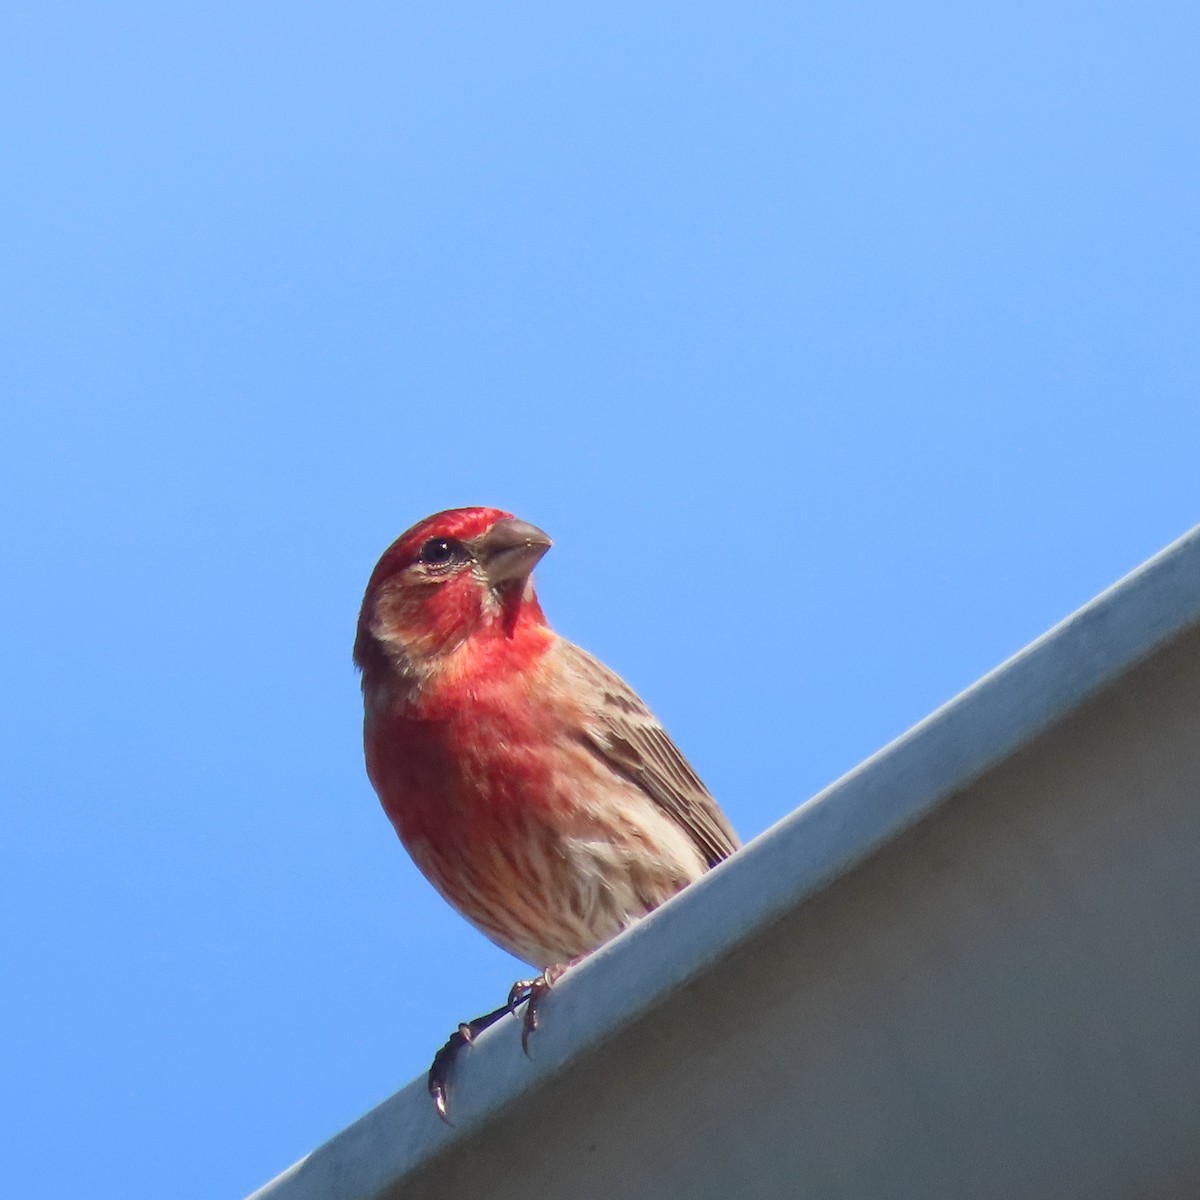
[559,640,740,868]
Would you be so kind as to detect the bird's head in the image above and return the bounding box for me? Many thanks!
[354,507,553,687]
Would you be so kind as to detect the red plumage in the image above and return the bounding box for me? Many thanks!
[354,507,739,971]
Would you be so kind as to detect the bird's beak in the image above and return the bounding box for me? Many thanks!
[477,518,552,587]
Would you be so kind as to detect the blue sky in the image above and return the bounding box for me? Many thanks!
[3,3,1197,1197]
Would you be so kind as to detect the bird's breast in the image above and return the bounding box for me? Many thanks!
[364,660,583,844]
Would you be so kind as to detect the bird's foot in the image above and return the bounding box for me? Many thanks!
[428,995,524,1124]
[520,962,569,1055]
[427,962,575,1122]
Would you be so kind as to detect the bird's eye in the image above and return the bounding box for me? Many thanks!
[417,537,467,568]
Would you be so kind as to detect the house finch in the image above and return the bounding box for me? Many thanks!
[354,507,740,1118]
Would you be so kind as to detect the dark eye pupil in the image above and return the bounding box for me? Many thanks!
[419,537,461,566]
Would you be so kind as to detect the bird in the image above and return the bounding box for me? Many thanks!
[353,507,740,1119]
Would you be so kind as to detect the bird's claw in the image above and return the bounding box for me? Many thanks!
[520,963,568,1056]
[427,963,571,1120]
[428,1028,470,1124]
[426,996,521,1125]
[506,978,537,1009]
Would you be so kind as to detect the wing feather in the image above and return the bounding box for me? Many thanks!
[558,641,740,868]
